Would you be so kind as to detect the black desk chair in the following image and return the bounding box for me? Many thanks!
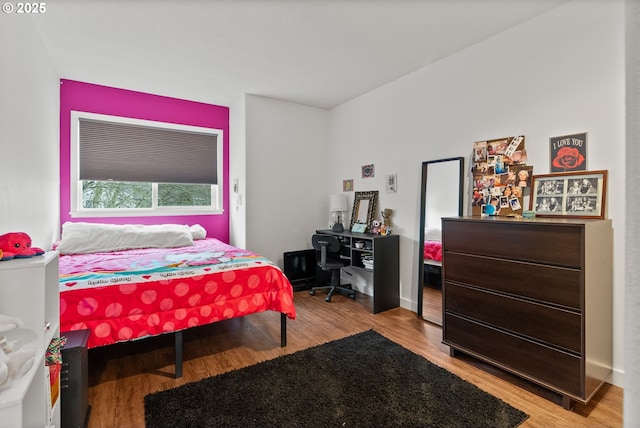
[310,234,355,302]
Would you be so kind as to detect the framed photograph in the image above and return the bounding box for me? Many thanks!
[343,179,354,192]
[530,170,607,219]
[351,223,367,233]
[550,132,587,172]
[385,174,397,193]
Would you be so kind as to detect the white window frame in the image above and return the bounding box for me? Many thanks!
[70,111,224,217]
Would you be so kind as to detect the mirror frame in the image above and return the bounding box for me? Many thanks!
[350,191,378,231]
[417,157,464,321]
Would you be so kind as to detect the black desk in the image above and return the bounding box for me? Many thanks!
[316,229,399,313]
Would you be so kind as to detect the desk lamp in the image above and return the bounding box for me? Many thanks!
[329,194,347,232]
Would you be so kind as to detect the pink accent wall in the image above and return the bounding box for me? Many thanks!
[59,79,230,242]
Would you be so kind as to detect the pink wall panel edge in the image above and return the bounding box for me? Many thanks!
[59,79,230,242]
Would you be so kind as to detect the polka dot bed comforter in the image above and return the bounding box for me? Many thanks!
[58,238,296,348]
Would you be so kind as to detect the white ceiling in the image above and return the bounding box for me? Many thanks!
[31,0,568,110]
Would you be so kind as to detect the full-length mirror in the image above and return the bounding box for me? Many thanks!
[417,157,464,325]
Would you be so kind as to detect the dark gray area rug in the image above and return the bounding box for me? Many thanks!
[144,330,528,428]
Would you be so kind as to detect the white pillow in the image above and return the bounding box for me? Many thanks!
[424,227,442,242]
[57,222,194,255]
[189,224,207,240]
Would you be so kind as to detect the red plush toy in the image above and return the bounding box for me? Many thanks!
[0,232,45,261]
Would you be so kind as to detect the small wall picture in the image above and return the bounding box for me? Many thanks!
[343,179,354,192]
[385,174,397,193]
[550,132,587,172]
[362,164,374,178]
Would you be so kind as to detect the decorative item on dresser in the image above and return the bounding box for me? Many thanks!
[530,169,607,219]
[441,216,613,409]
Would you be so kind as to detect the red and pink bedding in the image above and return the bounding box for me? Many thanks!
[423,240,442,262]
[58,238,296,349]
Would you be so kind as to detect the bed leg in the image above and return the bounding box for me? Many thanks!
[280,313,287,347]
[175,331,183,378]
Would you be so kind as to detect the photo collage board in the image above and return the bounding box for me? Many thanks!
[472,135,533,216]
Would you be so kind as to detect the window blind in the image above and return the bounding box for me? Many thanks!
[79,118,218,184]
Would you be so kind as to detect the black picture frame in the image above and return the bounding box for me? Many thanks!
[550,132,588,172]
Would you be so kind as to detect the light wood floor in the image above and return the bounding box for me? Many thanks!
[421,284,443,325]
[86,290,622,428]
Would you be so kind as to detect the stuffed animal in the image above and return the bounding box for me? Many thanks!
[380,209,393,235]
[0,232,45,261]
[381,208,393,227]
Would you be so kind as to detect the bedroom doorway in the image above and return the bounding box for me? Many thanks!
[416,157,464,326]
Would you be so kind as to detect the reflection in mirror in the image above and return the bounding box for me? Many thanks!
[356,200,370,223]
[417,157,464,326]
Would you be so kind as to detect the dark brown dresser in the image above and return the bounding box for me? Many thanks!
[441,216,613,409]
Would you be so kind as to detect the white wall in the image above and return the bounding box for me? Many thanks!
[327,0,626,386]
[241,95,329,266]
[0,16,60,248]
[625,0,639,425]
[229,95,247,249]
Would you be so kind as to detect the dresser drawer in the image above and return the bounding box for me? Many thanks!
[444,314,582,396]
[444,283,581,353]
[443,252,581,309]
[443,220,582,267]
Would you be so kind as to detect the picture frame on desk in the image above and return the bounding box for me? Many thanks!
[351,223,367,233]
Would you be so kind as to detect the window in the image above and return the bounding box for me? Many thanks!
[70,111,223,217]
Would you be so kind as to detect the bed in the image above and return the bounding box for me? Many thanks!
[56,222,296,377]
[423,227,442,284]
[423,227,442,263]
